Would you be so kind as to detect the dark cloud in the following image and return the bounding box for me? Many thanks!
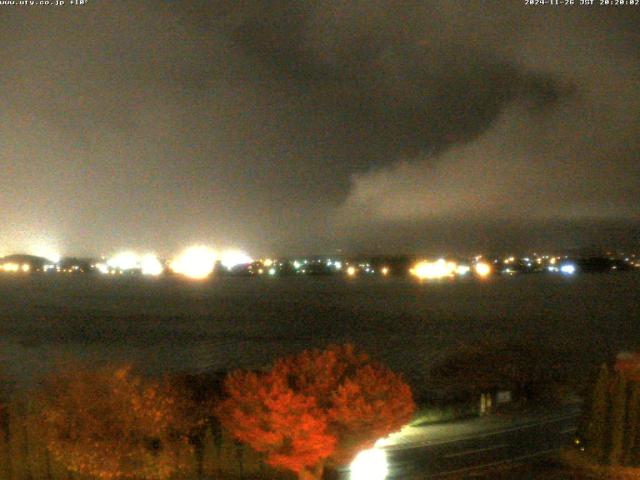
[0,1,638,257]
[227,1,572,163]
[334,3,640,250]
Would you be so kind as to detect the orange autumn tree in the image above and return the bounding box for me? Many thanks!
[36,364,200,479]
[216,344,415,480]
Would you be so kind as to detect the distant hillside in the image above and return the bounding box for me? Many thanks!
[0,254,49,267]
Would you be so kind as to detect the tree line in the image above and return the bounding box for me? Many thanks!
[0,344,415,480]
[580,363,640,467]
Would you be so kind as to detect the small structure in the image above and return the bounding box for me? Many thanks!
[495,390,513,404]
[479,392,492,415]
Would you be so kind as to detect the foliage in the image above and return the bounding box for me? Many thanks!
[585,363,610,461]
[609,374,627,465]
[624,383,640,465]
[166,371,227,476]
[580,364,640,468]
[35,364,198,479]
[166,371,225,438]
[427,341,569,401]
[216,344,415,479]
[561,449,637,480]
[0,392,290,480]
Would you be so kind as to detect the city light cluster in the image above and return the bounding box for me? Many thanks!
[1,249,637,281]
[408,259,491,281]
[169,246,217,279]
[548,262,577,275]
[95,252,165,277]
[95,247,254,280]
[410,259,458,280]
[0,262,30,273]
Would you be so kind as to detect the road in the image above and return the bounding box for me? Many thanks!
[345,404,581,479]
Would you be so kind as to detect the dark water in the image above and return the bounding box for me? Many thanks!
[1,272,639,393]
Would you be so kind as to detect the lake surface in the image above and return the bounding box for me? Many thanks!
[1,272,639,393]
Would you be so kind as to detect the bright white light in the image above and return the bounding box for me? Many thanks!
[170,246,216,279]
[107,252,139,271]
[560,264,576,275]
[411,259,456,280]
[220,250,253,270]
[28,242,61,264]
[350,448,388,480]
[95,263,109,274]
[40,251,61,264]
[268,268,276,275]
[140,254,163,276]
[334,261,342,270]
[293,260,301,269]
[456,265,471,275]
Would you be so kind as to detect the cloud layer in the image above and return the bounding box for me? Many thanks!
[0,1,638,255]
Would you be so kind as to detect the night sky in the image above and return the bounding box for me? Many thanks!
[2,0,639,257]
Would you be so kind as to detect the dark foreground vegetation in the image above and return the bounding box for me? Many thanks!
[1,341,635,479]
[0,345,414,480]
[564,361,640,478]
[0,396,288,480]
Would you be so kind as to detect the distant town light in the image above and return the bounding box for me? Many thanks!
[560,264,576,275]
[347,266,357,276]
[381,266,389,276]
[411,259,456,280]
[140,254,163,276]
[95,263,109,274]
[220,250,253,270]
[456,264,471,276]
[350,448,388,480]
[268,268,276,275]
[107,251,139,271]
[474,262,492,277]
[1,263,20,272]
[170,246,216,280]
[41,252,61,264]
[29,244,61,264]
